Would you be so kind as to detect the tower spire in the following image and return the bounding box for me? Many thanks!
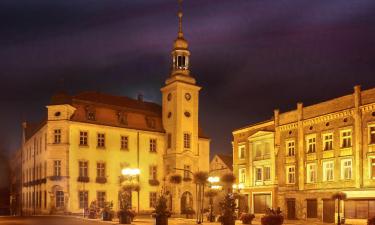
[178,0,184,38]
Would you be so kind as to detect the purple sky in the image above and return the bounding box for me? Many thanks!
[1,0,375,164]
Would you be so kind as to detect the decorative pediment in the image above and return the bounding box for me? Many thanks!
[248,131,274,140]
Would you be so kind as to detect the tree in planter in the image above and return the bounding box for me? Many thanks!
[220,173,236,193]
[219,194,237,225]
[193,171,209,224]
[118,184,139,224]
[260,208,283,225]
[205,190,219,222]
[168,174,182,213]
[153,195,172,225]
[88,200,100,219]
[101,201,114,221]
[332,192,347,225]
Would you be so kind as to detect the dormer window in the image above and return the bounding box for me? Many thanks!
[85,106,96,121]
[117,111,128,125]
[146,117,156,129]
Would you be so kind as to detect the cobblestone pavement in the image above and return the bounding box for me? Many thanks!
[0,216,367,225]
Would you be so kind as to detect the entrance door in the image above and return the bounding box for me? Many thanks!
[254,194,271,214]
[286,198,296,219]
[307,199,318,218]
[323,199,335,223]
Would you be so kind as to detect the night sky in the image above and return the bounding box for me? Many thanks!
[1,0,375,162]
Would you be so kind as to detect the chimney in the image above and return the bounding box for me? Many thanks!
[137,94,144,102]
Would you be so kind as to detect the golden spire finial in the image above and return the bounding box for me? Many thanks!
[178,0,184,38]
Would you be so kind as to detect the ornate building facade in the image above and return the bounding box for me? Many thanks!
[18,2,210,215]
[233,86,375,224]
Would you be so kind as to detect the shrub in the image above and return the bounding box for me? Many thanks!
[240,213,255,224]
[261,208,283,225]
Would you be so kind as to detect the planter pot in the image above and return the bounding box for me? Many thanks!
[221,217,235,225]
[156,216,168,225]
[103,211,113,221]
[209,215,216,222]
[119,214,132,224]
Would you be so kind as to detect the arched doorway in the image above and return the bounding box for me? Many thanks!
[181,191,193,214]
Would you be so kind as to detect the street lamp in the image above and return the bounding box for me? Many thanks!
[121,168,141,213]
[207,176,221,222]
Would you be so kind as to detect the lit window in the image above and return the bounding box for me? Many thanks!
[286,140,295,157]
[54,129,61,144]
[323,133,333,151]
[149,192,157,208]
[121,136,129,150]
[306,136,316,153]
[306,163,316,183]
[79,191,88,209]
[167,133,172,149]
[97,133,105,148]
[184,133,191,149]
[286,166,295,184]
[323,161,334,181]
[238,146,245,159]
[264,142,271,157]
[53,160,61,177]
[341,159,352,180]
[149,166,157,180]
[56,191,64,208]
[97,162,105,178]
[97,191,106,208]
[79,161,88,177]
[341,130,352,148]
[150,139,157,152]
[239,168,246,183]
[80,131,88,146]
[370,126,375,144]
[255,168,262,182]
[264,166,271,181]
[255,143,262,158]
[371,158,375,179]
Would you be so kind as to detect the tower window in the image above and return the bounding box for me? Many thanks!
[177,55,187,69]
[184,133,191,149]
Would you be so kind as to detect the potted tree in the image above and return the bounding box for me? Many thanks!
[102,201,114,221]
[205,189,219,222]
[240,213,255,224]
[261,208,283,225]
[193,171,209,224]
[88,200,100,219]
[153,195,171,225]
[118,184,139,224]
[219,194,236,225]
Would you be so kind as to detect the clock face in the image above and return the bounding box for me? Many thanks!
[185,93,191,101]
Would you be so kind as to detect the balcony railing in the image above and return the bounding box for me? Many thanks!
[148,179,160,186]
[253,154,271,161]
[77,176,90,183]
[96,177,107,184]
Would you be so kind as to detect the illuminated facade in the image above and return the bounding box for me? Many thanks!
[19,1,210,215]
[233,85,375,223]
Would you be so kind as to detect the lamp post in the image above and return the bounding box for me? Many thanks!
[207,176,220,222]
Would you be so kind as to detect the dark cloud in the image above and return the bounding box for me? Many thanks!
[1,0,375,158]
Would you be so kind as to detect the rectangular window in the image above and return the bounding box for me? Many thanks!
[323,161,334,181]
[184,133,191,149]
[184,165,191,179]
[341,130,352,148]
[54,129,61,144]
[255,143,262,158]
[121,136,129,150]
[149,192,157,208]
[264,142,271,157]
[150,166,157,180]
[167,133,172,149]
[372,158,375,179]
[79,161,88,177]
[323,133,333,151]
[341,159,352,180]
[79,191,88,209]
[238,146,245,159]
[56,191,64,208]
[239,168,246,183]
[286,166,295,184]
[53,160,61,177]
[80,131,88,146]
[306,136,316,153]
[255,168,262,182]
[97,162,105,178]
[150,138,157,152]
[370,126,375,144]
[97,133,105,148]
[97,191,106,208]
[306,163,316,183]
[264,166,271,181]
[286,140,295,157]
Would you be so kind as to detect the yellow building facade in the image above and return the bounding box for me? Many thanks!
[20,3,210,215]
[233,86,375,223]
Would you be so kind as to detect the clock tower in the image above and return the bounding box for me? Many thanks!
[161,0,207,214]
